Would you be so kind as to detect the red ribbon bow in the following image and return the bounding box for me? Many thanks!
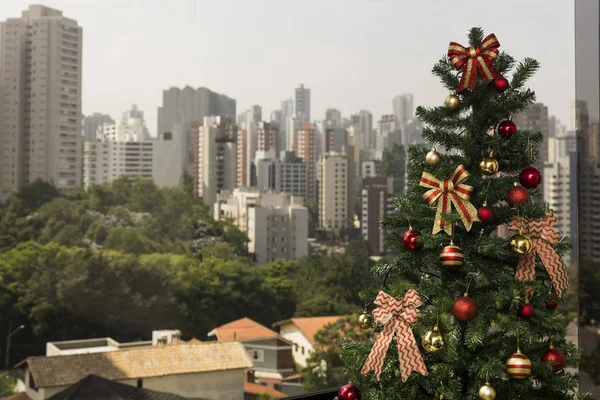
[448,33,503,92]
[361,290,428,382]
[420,165,479,235]
[508,211,570,298]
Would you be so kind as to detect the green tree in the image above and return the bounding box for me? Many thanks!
[340,28,584,399]
[303,315,374,391]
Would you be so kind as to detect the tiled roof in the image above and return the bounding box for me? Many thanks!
[244,382,287,399]
[18,342,252,388]
[47,374,195,400]
[186,338,203,344]
[273,317,342,345]
[211,317,279,342]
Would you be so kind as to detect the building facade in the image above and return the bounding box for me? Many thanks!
[294,84,311,122]
[293,123,317,202]
[318,152,348,236]
[0,5,83,193]
[392,93,414,133]
[361,177,395,256]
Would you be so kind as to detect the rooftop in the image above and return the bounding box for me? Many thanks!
[208,317,279,342]
[17,342,252,388]
[273,317,342,345]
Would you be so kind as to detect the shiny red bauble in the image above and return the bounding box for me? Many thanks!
[402,229,423,252]
[440,244,464,269]
[338,383,361,400]
[452,296,477,321]
[507,184,530,206]
[497,120,518,138]
[545,300,558,310]
[519,302,535,319]
[540,347,566,372]
[477,203,494,223]
[519,166,543,189]
[493,77,510,93]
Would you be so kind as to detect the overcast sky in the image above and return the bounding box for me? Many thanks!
[1,0,574,135]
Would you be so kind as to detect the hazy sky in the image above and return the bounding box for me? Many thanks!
[1,0,575,135]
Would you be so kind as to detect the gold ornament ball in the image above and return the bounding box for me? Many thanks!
[445,94,460,109]
[478,382,496,400]
[358,311,373,329]
[510,233,533,255]
[426,149,441,166]
[421,324,446,353]
[479,153,499,175]
[506,350,532,379]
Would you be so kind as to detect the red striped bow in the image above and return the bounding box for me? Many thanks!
[420,165,479,235]
[508,211,570,298]
[361,290,428,382]
[448,33,503,92]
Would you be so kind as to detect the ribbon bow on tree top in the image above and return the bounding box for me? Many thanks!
[508,210,570,298]
[448,33,503,92]
[361,289,428,382]
[420,165,479,235]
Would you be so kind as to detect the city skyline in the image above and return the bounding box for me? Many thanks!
[0,0,576,134]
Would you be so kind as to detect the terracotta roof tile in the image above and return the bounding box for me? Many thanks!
[244,382,287,399]
[186,338,203,344]
[274,317,342,345]
[212,317,279,342]
[20,342,252,388]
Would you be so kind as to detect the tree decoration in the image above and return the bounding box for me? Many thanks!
[426,148,442,166]
[338,382,361,400]
[420,165,480,235]
[519,166,543,189]
[447,33,502,92]
[358,309,373,329]
[361,290,428,382]
[545,300,558,310]
[518,298,535,320]
[444,93,461,109]
[540,344,566,372]
[479,152,499,175]
[477,202,494,223]
[440,241,464,269]
[421,323,446,353]
[507,182,530,205]
[497,118,518,138]
[508,211,571,298]
[510,230,533,255]
[506,348,532,379]
[403,228,423,251]
[478,382,497,400]
[493,76,510,93]
[452,281,477,321]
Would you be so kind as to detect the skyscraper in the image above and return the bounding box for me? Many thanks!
[392,93,414,131]
[295,84,311,122]
[0,5,83,193]
[83,113,114,142]
[513,103,549,165]
[318,152,348,237]
[358,110,374,149]
[294,123,317,202]
[325,108,342,127]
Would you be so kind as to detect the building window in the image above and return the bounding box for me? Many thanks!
[251,349,264,362]
[137,379,143,388]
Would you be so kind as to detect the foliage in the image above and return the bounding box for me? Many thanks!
[303,315,375,391]
[339,27,586,399]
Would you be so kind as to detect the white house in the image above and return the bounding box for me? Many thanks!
[272,316,341,368]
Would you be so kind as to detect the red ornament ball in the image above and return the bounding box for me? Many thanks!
[507,184,530,206]
[497,120,518,138]
[545,300,558,310]
[402,229,423,252]
[493,77,510,93]
[519,166,543,189]
[440,244,464,269]
[477,203,494,223]
[541,347,566,372]
[452,296,477,321]
[519,302,535,319]
[338,383,361,400]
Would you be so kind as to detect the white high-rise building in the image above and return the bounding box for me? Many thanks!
[83,113,114,142]
[392,93,414,132]
[196,116,238,207]
[295,84,311,122]
[376,115,402,152]
[214,188,308,265]
[353,111,374,149]
[0,5,83,193]
[97,105,151,142]
[318,152,348,236]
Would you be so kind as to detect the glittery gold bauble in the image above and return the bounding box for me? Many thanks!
[426,148,441,166]
[506,350,532,379]
[444,94,460,109]
[478,382,496,400]
[510,233,533,255]
[358,310,373,329]
[479,152,499,175]
[421,324,446,353]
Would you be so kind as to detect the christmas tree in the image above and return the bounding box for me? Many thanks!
[337,28,588,400]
